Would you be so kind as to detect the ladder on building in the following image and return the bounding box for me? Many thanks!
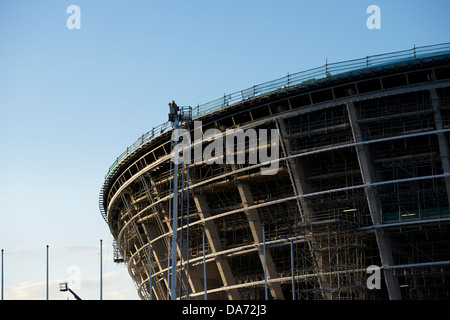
[168,102,192,300]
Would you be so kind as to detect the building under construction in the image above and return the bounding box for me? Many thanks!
[99,43,450,300]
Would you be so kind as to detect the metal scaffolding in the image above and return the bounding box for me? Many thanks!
[100,48,450,300]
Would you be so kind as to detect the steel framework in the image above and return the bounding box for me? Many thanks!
[100,44,450,300]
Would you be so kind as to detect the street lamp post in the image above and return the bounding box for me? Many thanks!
[46,245,49,300]
[1,249,4,300]
[100,239,103,300]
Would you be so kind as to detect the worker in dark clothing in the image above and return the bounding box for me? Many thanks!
[169,100,178,122]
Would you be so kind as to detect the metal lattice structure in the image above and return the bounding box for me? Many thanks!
[100,43,450,300]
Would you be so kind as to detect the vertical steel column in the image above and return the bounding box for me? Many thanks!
[203,229,207,300]
[431,89,450,203]
[263,225,268,300]
[346,102,402,300]
[275,117,329,298]
[192,190,241,300]
[140,177,170,299]
[236,182,285,299]
[185,159,190,300]
[275,121,305,221]
[148,235,152,300]
[279,235,296,300]
[167,150,173,300]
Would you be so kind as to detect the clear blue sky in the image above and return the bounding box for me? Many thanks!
[0,0,449,300]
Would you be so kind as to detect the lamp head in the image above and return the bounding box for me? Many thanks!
[59,282,68,292]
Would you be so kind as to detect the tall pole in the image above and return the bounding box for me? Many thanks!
[279,235,296,300]
[290,240,296,300]
[170,115,179,300]
[203,229,207,300]
[1,249,4,300]
[148,235,152,300]
[185,158,190,301]
[46,245,49,300]
[263,225,268,300]
[100,239,103,300]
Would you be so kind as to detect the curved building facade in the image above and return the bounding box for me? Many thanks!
[100,44,450,300]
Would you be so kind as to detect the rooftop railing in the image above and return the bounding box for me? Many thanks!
[102,42,450,186]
